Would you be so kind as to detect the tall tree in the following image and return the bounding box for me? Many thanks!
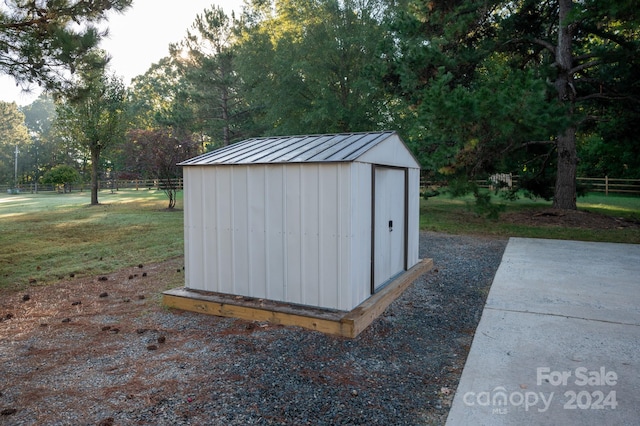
[392,0,640,209]
[499,0,640,209]
[411,58,566,189]
[0,101,30,186]
[56,52,127,205]
[127,58,180,131]
[125,59,205,198]
[236,0,392,135]
[171,6,248,147]
[386,1,523,176]
[21,94,57,190]
[127,57,200,143]
[0,0,132,92]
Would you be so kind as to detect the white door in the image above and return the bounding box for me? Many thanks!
[373,167,406,291]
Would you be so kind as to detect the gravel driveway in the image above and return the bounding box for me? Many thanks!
[0,232,507,425]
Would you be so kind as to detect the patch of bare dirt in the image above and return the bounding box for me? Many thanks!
[502,208,640,230]
[0,258,185,339]
[0,259,189,424]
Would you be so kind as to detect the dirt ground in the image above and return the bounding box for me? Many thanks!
[0,259,189,423]
[502,207,640,229]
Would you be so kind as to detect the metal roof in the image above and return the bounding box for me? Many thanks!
[179,131,399,166]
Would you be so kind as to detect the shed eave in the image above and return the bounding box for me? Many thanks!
[179,159,357,167]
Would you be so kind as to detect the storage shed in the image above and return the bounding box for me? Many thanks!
[164,131,431,335]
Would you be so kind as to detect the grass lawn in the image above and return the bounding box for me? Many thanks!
[1,188,639,290]
[421,191,640,243]
[0,189,183,289]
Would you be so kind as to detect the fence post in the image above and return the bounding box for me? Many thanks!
[605,175,608,196]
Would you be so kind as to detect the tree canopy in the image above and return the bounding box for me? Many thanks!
[1,0,638,208]
[0,0,132,92]
[235,0,393,135]
[170,5,246,147]
[55,51,127,204]
[390,0,640,208]
[124,128,200,208]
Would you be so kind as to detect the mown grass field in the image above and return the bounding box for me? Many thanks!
[0,189,184,289]
[421,191,640,243]
[1,189,639,289]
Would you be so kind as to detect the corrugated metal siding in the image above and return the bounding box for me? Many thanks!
[184,163,364,311]
[349,162,373,305]
[373,167,407,290]
[179,131,400,166]
[407,168,420,267]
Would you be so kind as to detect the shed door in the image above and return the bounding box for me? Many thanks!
[372,166,406,292]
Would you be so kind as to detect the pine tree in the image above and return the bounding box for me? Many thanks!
[0,0,132,92]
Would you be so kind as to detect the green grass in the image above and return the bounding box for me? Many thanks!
[575,193,640,218]
[0,189,183,289]
[421,191,640,243]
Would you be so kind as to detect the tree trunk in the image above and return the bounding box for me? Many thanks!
[552,0,577,210]
[90,147,100,205]
[554,126,577,209]
[221,84,230,147]
[168,189,176,209]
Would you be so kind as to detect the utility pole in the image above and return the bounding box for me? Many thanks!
[14,144,19,191]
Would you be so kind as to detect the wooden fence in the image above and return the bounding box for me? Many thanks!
[1,178,184,194]
[576,177,640,195]
[420,175,640,196]
[3,176,639,196]
[97,179,184,191]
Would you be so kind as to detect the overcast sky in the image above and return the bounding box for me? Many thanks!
[1,0,242,106]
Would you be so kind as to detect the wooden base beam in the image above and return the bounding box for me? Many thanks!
[162,258,433,338]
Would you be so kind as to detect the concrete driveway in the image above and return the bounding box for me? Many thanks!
[446,238,640,425]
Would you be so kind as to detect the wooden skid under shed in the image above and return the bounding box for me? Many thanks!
[162,258,433,338]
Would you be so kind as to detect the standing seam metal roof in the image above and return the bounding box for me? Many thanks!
[179,131,399,165]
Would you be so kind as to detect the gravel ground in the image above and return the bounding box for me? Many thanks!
[0,232,507,425]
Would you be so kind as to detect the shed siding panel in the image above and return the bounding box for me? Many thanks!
[285,165,304,305]
[300,165,321,307]
[231,167,250,296]
[350,162,372,305]
[184,168,203,290]
[265,166,286,301]
[215,168,234,294]
[318,165,339,309]
[247,166,268,298]
[202,168,218,292]
[407,167,420,267]
[336,163,353,310]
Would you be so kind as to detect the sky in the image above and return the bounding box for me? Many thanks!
[0,0,242,106]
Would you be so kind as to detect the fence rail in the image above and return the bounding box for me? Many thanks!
[3,176,639,196]
[420,175,640,196]
[576,177,640,195]
[1,178,184,194]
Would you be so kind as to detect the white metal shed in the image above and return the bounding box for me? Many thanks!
[178,131,420,312]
